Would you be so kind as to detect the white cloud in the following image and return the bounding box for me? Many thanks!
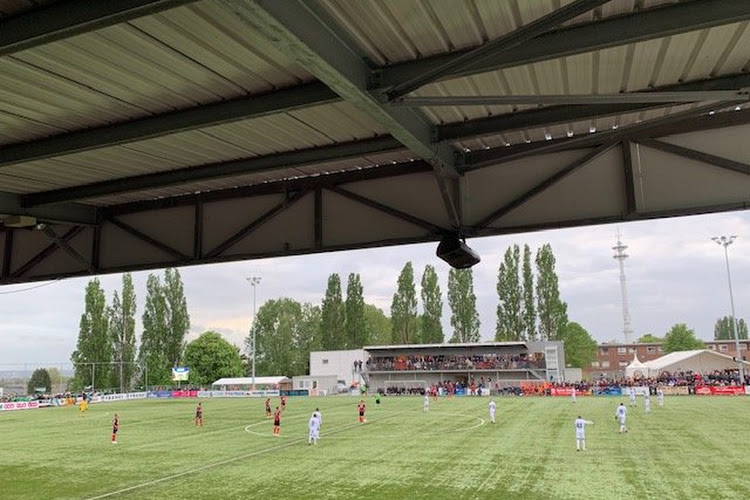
[2,210,750,366]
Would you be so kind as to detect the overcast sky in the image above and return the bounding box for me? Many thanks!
[2,210,750,368]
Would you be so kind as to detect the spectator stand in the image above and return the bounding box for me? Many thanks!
[364,341,565,395]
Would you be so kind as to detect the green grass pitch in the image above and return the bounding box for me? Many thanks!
[2,395,749,499]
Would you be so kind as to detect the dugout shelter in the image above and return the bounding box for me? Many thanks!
[211,376,291,391]
[1,1,750,283]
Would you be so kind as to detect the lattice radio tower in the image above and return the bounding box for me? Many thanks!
[613,229,634,344]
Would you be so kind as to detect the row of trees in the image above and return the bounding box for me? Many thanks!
[496,243,568,341]
[248,244,600,374]
[70,269,191,391]
[635,316,748,349]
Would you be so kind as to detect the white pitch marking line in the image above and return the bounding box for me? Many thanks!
[85,411,408,500]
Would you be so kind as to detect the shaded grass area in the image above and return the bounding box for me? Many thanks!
[2,396,749,499]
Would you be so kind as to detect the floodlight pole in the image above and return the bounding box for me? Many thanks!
[712,236,745,385]
[247,276,261,389]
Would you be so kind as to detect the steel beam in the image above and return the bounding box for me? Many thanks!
[22,136,402,206]
[464,101,739,171]
[0,82,339,168]
[0,191,97,225]
[473,142,617,230]
[636,138,750,176]
[377,0,750,90]
[436,73,750,142]
[10,226,83,279]
[228,0,463,229]
[621,141,637,217]
[385,0,611,100]
[396,91,749,107]
[326,186,447,234]
[0,0,198,56]
[204,189,310,258]
[314,188,323,249]
[41,225,94,273]
[107,217,191,261]
[1,230,12,280]
[193,201,203,260]
[104,160,433,216]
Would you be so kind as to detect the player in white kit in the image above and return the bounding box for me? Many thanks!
[312,408,322,427]
[615,403,628,433]
[574,416,594,451]
[489,399,497,423]
[657,387,664,407]
[628,387,636,407]
[423,393,430,412]
[571,387,577,403]
[308,414,320,445]
[643,388,651,413]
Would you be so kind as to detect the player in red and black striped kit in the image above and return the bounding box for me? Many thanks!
[358,400,366,423]
[195,402,203,427]
[273,407,281,436]
[111,414,119,444]
[265,398,272,418]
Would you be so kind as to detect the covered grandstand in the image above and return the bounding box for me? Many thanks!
[364,341,564,393]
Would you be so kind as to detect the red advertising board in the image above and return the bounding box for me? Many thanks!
[171,390,198,398]
[695,385,745,395]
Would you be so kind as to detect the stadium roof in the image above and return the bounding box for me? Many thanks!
[211,376,290,386]
[365,342,528,351]
[642,349,750,374]
[2,0,750,283]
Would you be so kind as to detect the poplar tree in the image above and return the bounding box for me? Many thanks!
[109,273,137,392]
[139,274,170,386]
[714,316,748,340]
[71,278,111,389]
[496,245,522,341]
[364,304,391,345]
[321,274,345,350]
[420,265,444,344]
[345,273,367,348]
[448,268,480,343]
[522,244,537,340]
[163,268,190,368]
[535,244,568,341]
[391,262,419,344]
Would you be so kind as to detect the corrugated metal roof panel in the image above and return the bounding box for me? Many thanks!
[453,103,701,151]
[1,100,392,193]
[319,0,680,66]
[0,2,313,145]
[76,149,415,206]
[413,20,749,128]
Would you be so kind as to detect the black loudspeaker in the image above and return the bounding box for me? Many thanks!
[436,235,481,269]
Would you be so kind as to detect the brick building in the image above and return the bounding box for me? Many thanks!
[584,339,750,379]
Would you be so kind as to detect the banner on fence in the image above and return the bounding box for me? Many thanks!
[550,387,589,396]
[172,390,198,398]
[592,387,622,396]
[695,385,745,395]
[148,391,173,399]
[0,401,39,411]
[661,386,690,396]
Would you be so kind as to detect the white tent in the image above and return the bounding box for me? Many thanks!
[641,350,750,377]
[625,353,647,379]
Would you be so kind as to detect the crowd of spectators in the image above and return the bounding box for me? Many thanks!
[543,369,748,393]
[366,353,545,372]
